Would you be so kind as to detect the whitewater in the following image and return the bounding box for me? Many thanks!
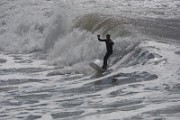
[0,0,180,120]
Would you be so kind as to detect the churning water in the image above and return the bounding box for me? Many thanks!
[0,0,180,120]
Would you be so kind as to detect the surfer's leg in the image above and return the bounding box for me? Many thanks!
[103,52,111,69]
[102,53,107,69]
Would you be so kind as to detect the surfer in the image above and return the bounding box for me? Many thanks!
[97,34,114,70]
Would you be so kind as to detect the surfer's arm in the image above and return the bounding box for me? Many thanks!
[97,35,106,42]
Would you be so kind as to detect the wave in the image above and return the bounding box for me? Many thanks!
[73,13,180,40]
[73,13,133,37]
[1,0,179,55]
[45,12,179,74]
[0,0,179,75]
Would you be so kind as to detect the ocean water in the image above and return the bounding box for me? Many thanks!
[0,0,180,120]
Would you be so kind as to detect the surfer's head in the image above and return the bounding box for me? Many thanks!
[106,34,110,40]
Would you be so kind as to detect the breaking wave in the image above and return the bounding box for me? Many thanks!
[0,0,179,74]
[46,12,177,73]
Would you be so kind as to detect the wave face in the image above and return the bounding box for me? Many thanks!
[47,11,180,74]
[0,0,180,120]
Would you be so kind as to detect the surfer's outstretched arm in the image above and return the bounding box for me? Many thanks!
[97,35,106,42]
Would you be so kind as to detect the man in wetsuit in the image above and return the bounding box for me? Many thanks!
[97,34,114,70]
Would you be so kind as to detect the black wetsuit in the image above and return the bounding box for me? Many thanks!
[98,38,114,69]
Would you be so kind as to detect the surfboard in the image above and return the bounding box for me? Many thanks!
[89,62,105,73]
